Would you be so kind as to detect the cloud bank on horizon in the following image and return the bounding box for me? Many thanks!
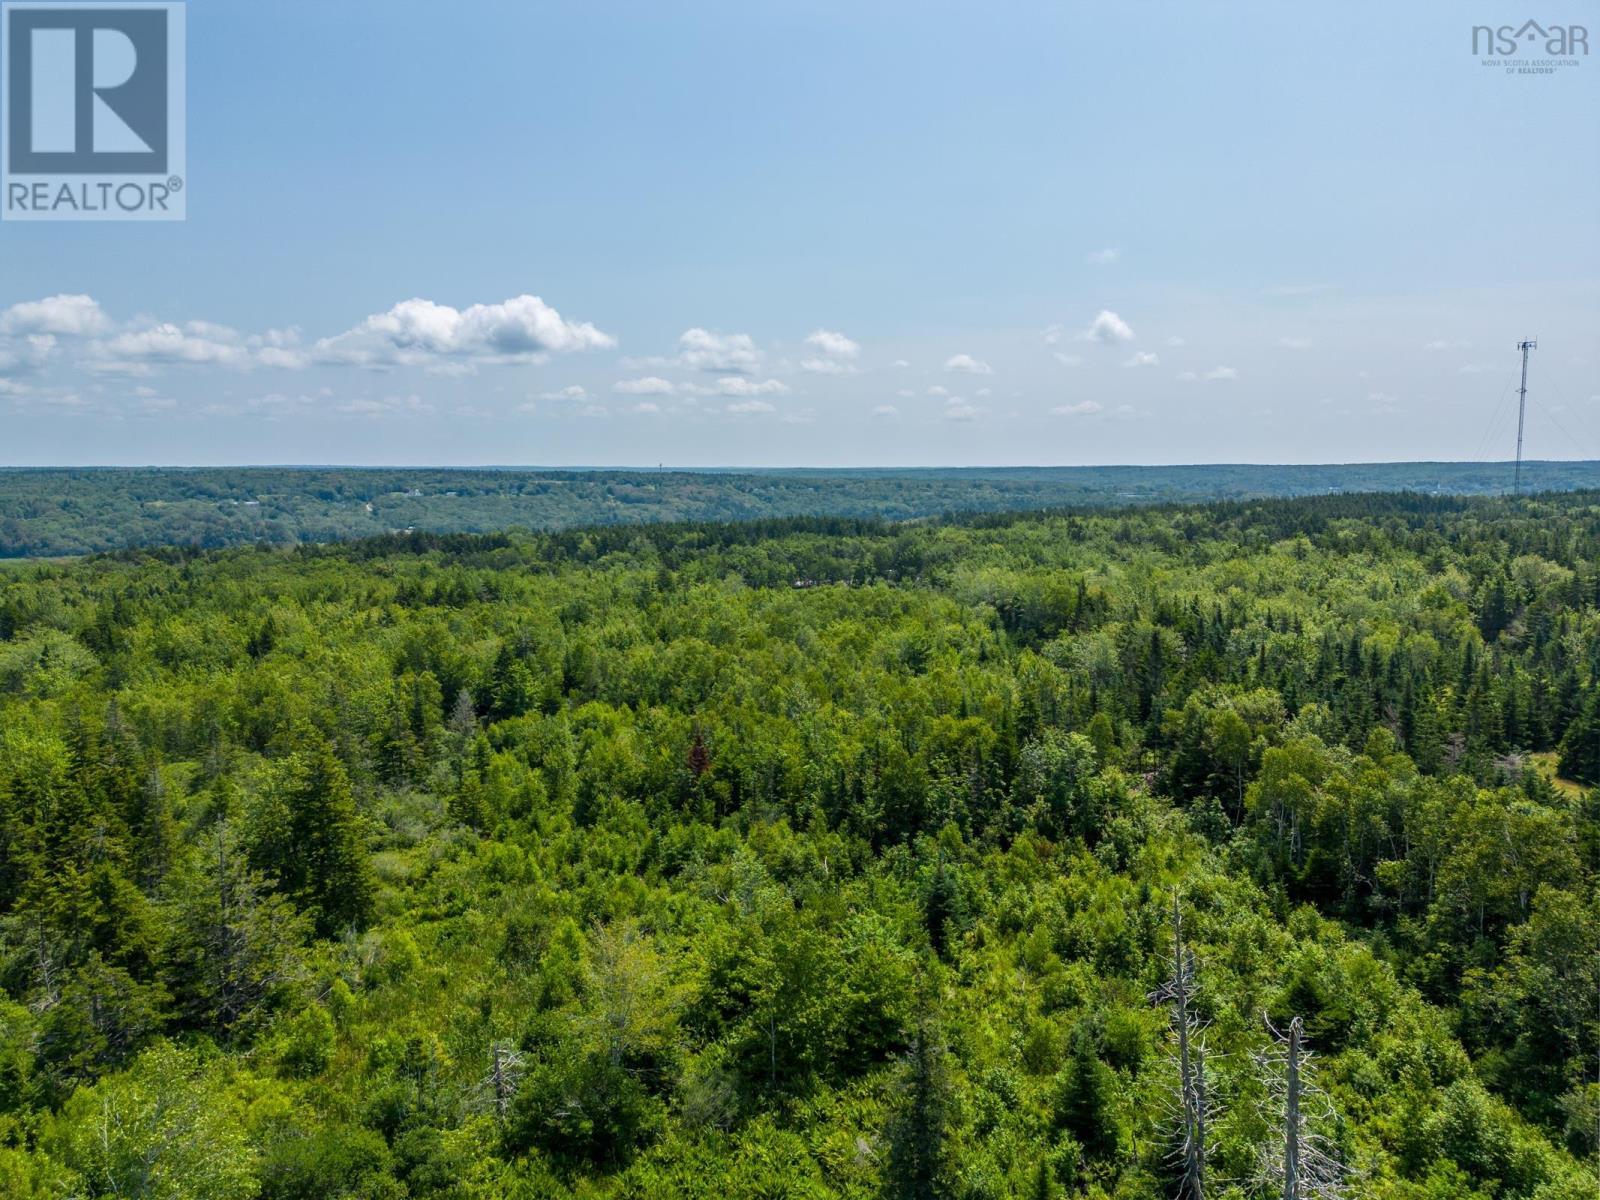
[2,284,1597,466]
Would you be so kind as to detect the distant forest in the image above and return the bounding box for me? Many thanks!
[2,462,1597,557]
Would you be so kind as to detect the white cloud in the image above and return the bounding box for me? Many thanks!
[872,404,899,417]
[540,384,588,400]
[1122,351,1160,368]
[1051,400,1102,415]
[1086,247,1120,265]
[891,358,910,368]
[614,376,677,395]
[3,293,609,377]
[336,392,435,417]
[927,385,949,396]
[1084,310,1135,343]
[1165,336,1186,347]
[943,400,983,421]
[800,357,856,375]
[631,401,661,414]
[0,294,111,337]
[1424,339,1471,351]
[677,328,760,373]
[0,334,58,377]
[315,294,614,368]
[92,322,255,370]
[1052,352,1084,368]
[717,377,789,396]
[804,329,859,359]
[1204,366,1238,380]
[1278,336,1311,350]
[944,353,992,375]
[1176,371,1198,381]
[726,398,776,414]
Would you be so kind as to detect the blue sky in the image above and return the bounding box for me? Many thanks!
[1,0,1596,466]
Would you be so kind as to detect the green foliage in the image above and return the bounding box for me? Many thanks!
[43,1043,258,1199]
[0,490,1595,1196]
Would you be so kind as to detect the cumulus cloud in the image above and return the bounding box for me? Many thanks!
[614,376,677,395]
[1083,310,1135,343]
[1,291,611,379]
[1278,336,1311,350]
[872,404,899,417]
[717,377,788,396]
[1205,366,1239,380]
[943,399,982,421]
[799,329,859,375]
[540,384,588,400]
[0,334,58,377]
[1122,351,1160,368]
[1424,339,1471,351]
[631,401,661,414]
[0,294,111,337]
[1086,247,1120,264]
[804,329,859,359]
[800,357,854,375]
[1053,353,1083,368]
[944,353,992,375]
[676,328,760,373]
[314,295,614,368]
[92,322,256,370]
[726,398,776,414]
[1051,400,1102,415]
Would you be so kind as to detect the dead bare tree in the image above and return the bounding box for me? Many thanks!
[483,1039,524,1122]
[1148,893,1212,1200]
[1253,1015,1349,1200]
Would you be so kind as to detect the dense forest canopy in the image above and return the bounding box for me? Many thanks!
[0,490,1597,1197]
[3,461,1598,558]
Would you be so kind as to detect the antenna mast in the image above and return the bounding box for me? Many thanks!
[1514,338,1537,495]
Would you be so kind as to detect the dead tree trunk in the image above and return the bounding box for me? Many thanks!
[486,1040,523,1122]
[1150,892,1209,1200]
[1258,1013,1345,1200]
[1284,1017,1302,1200]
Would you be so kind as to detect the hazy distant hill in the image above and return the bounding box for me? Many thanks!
[1,461,1595,557]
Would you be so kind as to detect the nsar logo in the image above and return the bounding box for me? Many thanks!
[1471,19,1588,74]
[2,2,185,221]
